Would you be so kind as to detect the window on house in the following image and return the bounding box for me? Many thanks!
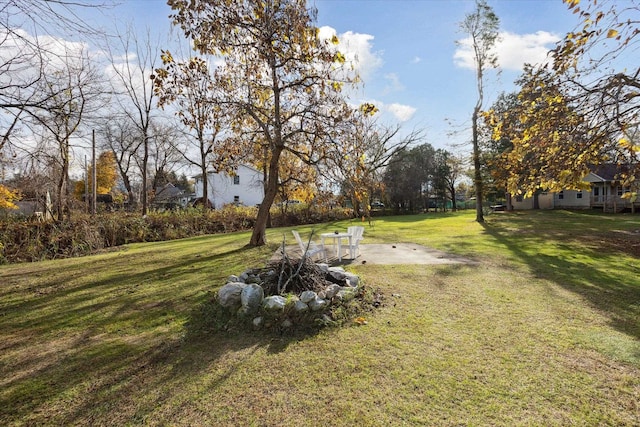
[233,175,240,185]
[233,195,240,204]
[515,195,523,202]
[558,191,564,200]
[576,191,582,199]
[593,187,599,196]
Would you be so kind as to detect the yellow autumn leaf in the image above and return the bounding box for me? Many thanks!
[607,29,619,38]
[354,317,368,325]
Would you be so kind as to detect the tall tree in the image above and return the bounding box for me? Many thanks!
[73,150,117,198]
[102,116,142,207]
[324,110,423,217]
[482,91,518,208]
[154,54,233,210]
[384,143,436,213]
[486,0,640,197]
[0,1,108,157]
[147,122,183,192]
[486,66,592,197]
[458,0,500,222]
[93,150,117,194]
[550,0,640,182]
[25,48,103,221]
[164,0,355,246]
[107,28,160,216]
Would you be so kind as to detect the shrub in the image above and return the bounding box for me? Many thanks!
[0,204,360,264]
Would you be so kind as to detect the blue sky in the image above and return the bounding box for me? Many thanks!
[83,0,580,153]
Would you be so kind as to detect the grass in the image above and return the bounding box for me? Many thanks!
[1,210,639,426]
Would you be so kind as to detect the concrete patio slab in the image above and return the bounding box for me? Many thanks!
[273,243,476,266]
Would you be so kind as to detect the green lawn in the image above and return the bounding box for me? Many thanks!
[1,210,639,426]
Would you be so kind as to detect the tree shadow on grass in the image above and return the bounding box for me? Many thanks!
[52,298,316,424]
[479,221,640,342]
[0,242,319,425]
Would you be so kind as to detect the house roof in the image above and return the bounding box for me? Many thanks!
[154,183,185,201]
[587,163,638,182]
[192,164,261,179]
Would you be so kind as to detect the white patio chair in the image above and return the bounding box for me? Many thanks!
[292,230,327,262]
[346,226,365,259]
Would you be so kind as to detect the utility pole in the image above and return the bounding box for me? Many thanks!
[84,155,89,213]
[92,129,97,215]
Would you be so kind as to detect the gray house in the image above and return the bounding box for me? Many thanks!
[511,164,639,212]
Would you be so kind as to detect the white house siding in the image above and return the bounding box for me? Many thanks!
[511,190,588,210]
[194,165,264,209]
[512,195,535,210]
[553,189,591,209]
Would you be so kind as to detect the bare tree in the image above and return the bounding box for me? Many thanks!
[0,0,109,150]
[324,112,424,217]
[154,54,232,210]
[147,122,183,193]
[24,47,104,221]
[107,27,161,216]
[102,115,143,208]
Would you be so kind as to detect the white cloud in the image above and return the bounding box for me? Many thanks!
[318,26,383,84]
[384,73,404,93]
[453,30,559,71]
[411,56,421,64]
[0,28,90,73]
[387,103,416,122]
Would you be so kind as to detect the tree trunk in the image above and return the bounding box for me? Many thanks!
[250,146,283,246]
[472,109,484,223]
[56,167,65,220]
[450,184,457,211]
[201,163,208,211]
[141,136,149,216]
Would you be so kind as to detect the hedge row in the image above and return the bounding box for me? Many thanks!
[0,205,354,264]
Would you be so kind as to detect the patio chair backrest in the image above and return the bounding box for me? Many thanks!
[347,226,365,242]
[292,230,326,261]
[291,230,306,251]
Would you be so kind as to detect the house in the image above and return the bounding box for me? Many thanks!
[511,164,639,212]
[152,183,190,210]
[193,165,264,209]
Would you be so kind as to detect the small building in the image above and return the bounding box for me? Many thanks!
[193,165,264,209]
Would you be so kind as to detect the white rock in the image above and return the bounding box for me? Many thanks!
[325,284,341,299]
[308,298,328,311]
[293,300,309,312]
[218,282,246,308]
[263,295,286,312]
[344,273,360,287]
[299,290,317,303]
[240,284,264,314]
[316,263,330,273]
